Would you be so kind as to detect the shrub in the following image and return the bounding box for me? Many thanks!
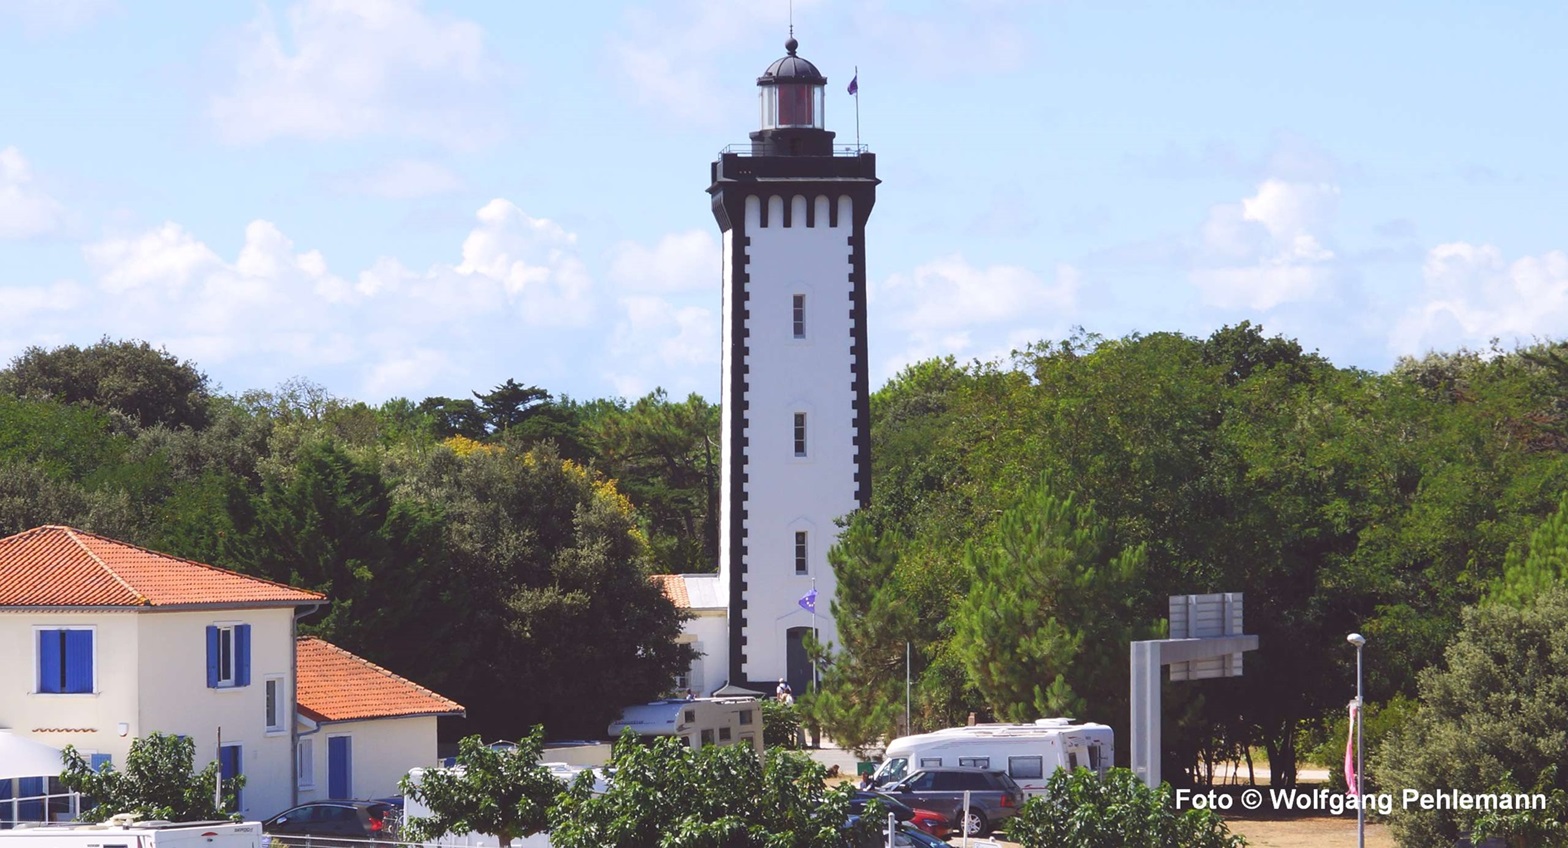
[1005,767,1244,848]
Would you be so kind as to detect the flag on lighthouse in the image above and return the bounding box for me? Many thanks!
[847,73,858,96]
[798,588,817,613]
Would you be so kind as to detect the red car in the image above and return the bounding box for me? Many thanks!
[907,807,950,839]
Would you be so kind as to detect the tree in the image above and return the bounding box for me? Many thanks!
[951,476,1150,724]
[1005,768,1243,848]
[1373,588,1568,847]
[389,442,695,739]
[1488,492,1568,606]
[59,732,242,822]
[400,730,566,848]
[549,730,862,848]
[762,697,803,750]
[1,338,212,430]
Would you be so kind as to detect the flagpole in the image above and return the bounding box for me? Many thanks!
[811,577,818,693]
[853,65,861,149]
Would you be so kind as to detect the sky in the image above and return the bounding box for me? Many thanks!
[2,0,1565,406]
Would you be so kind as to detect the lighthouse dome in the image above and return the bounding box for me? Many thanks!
[760,38,826,85]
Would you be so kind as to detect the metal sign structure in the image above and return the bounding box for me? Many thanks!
[1130,593,1259,788]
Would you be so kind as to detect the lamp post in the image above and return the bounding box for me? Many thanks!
[1347,633,1366,848]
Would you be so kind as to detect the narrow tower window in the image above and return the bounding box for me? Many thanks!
[793,413,807,457]
[792,294,806,338]
[795,531,808,574]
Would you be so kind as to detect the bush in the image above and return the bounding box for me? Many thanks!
[762,697,803,749]
[1005,767,1244,848]
[1372,589,1568,847]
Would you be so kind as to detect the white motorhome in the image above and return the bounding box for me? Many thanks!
[0,818,260,848]
[870,718,1113,797]
[606,697,764,755]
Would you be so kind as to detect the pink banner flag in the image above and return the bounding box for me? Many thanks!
[1344,701,1359,795]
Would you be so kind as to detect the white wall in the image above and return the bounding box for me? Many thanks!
[297,716,440,802]
[135,607,297,817]
[0,606,297,817]
[0,610,140,772]
[727,192,861,684]
[678,611,728,695]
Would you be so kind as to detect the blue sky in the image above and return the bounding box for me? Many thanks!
[2,0,1564,405]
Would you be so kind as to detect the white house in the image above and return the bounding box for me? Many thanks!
[294,636,464,801]
[0,525,462,822]
[650,574,727,697]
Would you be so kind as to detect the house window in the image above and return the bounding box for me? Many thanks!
[298,737,315,789]
[792,294,806,338]
[265,677,285,732]
[795,531,808,574]
[793,413,807,457]
[206,624,252,688]
[36,628,94,694]
[219,744,243,811]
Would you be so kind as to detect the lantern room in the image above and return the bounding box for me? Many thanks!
[759,38,826,130]
[749,37,836,157]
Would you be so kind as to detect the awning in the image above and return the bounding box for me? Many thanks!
[0,729,67,780]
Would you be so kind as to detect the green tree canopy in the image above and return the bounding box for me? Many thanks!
[401,730,566,848]
[1373,588,1568,847]
[59,733,242,822]
[549,731,861,848]
[1005,767,1242,848]
[1,338,212,430]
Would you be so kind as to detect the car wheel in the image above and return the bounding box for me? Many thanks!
[959,807,988,837]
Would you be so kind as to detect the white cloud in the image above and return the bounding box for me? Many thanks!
[58,200,599,399]
[608,0,821,122]
[0,147,66,239]
[331,158,463,198]
[0,0,116,34]
[872,255,1078,378]
[209,0,502,148]
[1190,179,1339,311]
[608,230,719,292]
[1391,243,1568,356]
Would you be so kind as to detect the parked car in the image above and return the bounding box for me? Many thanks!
[262,800,399,848]
[880,767,1024,837]
[843,820,949,848]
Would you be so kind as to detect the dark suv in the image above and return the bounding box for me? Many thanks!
[262,800,399,848]
[880,767,1024,837]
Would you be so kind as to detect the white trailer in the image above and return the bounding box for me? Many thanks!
[870,718,1113,797]
[0,818,261,848]
[606,697,764,755]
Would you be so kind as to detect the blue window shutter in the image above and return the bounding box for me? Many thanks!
[327,737,351,799]
[219,745,243,810]
[38,630,62,693]
[90,753,112,772]
[235,624,252,687]
[64,630,94,693]
[206,626,220,688]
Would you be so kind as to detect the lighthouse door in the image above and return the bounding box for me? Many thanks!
[785,626,814,696]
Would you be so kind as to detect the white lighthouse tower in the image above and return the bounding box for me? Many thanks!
[709,37,878,694]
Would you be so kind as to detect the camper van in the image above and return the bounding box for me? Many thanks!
[0,818,260,848]
[606,697,764,755]
[870,718,1113,797]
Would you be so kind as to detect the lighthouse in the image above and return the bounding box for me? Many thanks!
[709,37,879,694]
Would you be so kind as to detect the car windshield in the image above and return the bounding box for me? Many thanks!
[872,757,908,786]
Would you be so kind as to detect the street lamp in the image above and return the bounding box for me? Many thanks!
[1347,632,1366,848]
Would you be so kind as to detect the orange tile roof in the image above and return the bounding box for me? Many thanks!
[296,637,464,722]
[0,525,325,608]
[651,574,689,608]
